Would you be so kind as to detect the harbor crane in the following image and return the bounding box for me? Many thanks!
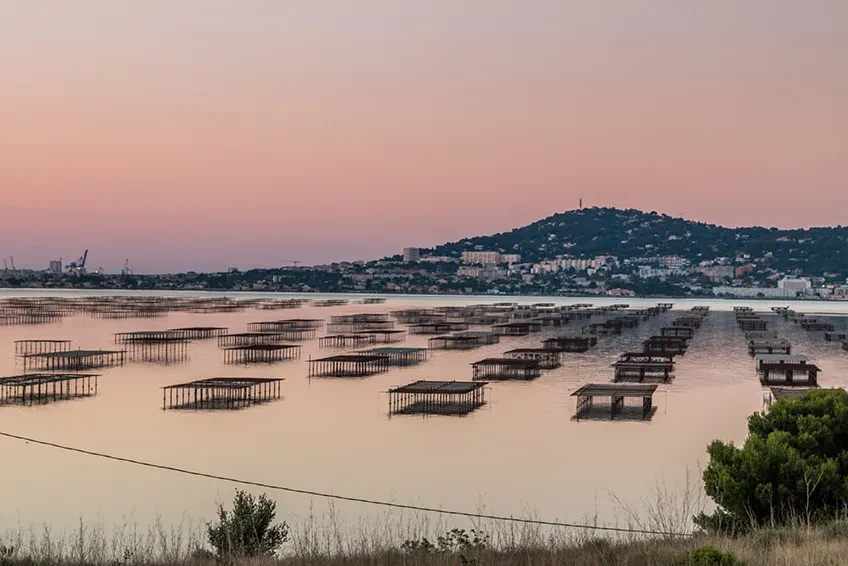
[122,259,134,276]
[66,249,88,274]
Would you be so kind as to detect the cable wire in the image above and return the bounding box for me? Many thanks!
[0,430,690,538]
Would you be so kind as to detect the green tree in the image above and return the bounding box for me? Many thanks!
[207,490,289,557]
[698,389,848,531]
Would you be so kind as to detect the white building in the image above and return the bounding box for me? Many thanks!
[530,256,610,274]
[712,285,814,298]
[48,260,62,273]
[777,278,812,293]
[403,247,420,262]
[662,256,687,269]
[638,266,683,279]
[457,265,504,280]
[461,251,502,265]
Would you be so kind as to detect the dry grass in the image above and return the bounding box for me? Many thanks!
[2,478,848,566]
[7,533,848,565]
[4,516,848,565]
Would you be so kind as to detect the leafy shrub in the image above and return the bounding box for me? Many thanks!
[401,529,489,554]
[698,389,848,530]
[206,490,289,557]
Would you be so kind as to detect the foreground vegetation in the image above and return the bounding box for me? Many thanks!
[9,519,848,565]
[6,390,848,565]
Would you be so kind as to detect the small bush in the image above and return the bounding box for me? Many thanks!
[206,490,289,558]
[689,545,745,565]
[401,529,489,555]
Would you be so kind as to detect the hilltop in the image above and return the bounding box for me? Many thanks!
[2,207,848,297]
[425,207,848,275]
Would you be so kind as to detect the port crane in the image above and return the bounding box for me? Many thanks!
[122,259,134,276]
[66,249,88,274]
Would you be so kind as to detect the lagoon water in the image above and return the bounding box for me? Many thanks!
[1,290,847,536]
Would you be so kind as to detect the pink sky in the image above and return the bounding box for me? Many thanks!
[1,1,846,273]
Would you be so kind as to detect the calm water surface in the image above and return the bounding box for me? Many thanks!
[1,291,847,534]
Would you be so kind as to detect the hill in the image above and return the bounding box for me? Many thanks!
[427,207,848,278]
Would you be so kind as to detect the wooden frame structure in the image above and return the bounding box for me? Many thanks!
[308,354,390,377]
[218,332,291,347]
[247,319,324,331]
[428,331,500,350]
[167,327,229,339]
[254,299,307,310]
[22,349,125,371]
[471,358,542,380]
[0,373,98,405]
[755,354,808,372]
[126,338,189,364]
[504,348,563,369]
[800,321,836,332]
[582,323,621,336]
[572,383,658,420]
[642,336,689,355]
[748,339,792,355]
[312,299,349,307]
[737,317,768,332]
[388,380,487,416]
[326,320,396,333]
[354,329,408,343]
[542,336,597,353]
[409,322,471,335]
[759,362,820,386]
[358,347,428,366]
[0,312,63,326]
[162,377,283,410]
[14,340,72,356]
[492,321,543,336]
[223,344,301,364]
[390,309,446,324]
[824,331,848,342]
[660,326,695,339]
[319,334,378,348]
[613,353,675,382]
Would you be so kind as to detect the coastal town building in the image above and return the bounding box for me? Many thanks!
[461,251,521,265]
[638,266,684,279]
[778,278,812,293]
[461,251,501,265]
[697,265,735,280]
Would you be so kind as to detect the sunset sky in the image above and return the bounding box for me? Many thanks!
[1,1,846,273]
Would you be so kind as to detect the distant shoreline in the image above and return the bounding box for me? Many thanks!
[1,286,846,307]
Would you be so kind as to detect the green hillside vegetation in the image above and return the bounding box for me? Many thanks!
[428,208,848,279]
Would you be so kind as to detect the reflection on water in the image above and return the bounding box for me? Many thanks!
[0,291,846,535]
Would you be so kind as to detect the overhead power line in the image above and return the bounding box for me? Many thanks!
[0,430,690,538]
